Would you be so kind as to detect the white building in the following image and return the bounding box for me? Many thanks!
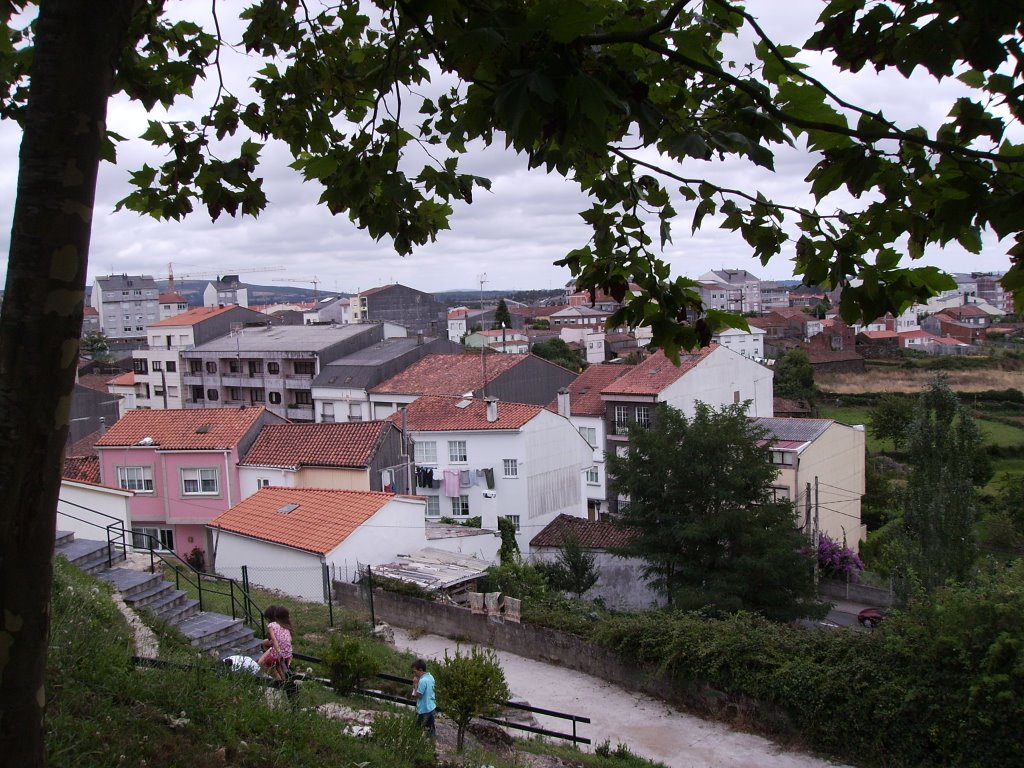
[203,275,249,308]
[698,269,762,314]
[404,395,594,552]
[712,326,767,359]
[91,274,160,339]
[303,296,350,325]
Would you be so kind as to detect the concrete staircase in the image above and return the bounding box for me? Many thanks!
[56,530,262,658]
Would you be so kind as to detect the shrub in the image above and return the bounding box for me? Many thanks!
[184,546,205,571]
[808,533,865,581]
[370,711,435,768]
[477,560,547,601]
[321,635,385,695]
[434,648,510,751]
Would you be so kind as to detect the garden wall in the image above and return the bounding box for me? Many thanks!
[333,581,676,700]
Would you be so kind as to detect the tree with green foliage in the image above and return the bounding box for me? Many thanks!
[493,298,512,330]
[5,1,1024,760]
[887,377,989,600]
[869,393,914,450]
[434,648,510,752]
[607,402,823,621]
[551,531,601,599]
[496,515,520,564]
[79,330,111,362]
[530,338,586,372]
[772,349,817,409]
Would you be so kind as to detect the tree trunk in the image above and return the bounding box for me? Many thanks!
[0,1,139,764]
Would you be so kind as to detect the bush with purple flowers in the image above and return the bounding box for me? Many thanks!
[809,533,865,581]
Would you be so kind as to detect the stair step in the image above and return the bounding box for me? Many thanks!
[95,568,162,598]
[125,582,176,609]
[56,530,75,547]
[141,588,188,615]
[200,625,259,654]
[156,598,200,624]
[177,613,243,645]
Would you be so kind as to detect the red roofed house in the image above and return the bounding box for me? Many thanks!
[159,291,189,320]
[549,364,634,520]
[600,344,774,513]
[401,395,595,552]
[238,420,407,497]
[530,514,662,609]
[95,406,286,560]
[368,352,577,416]
[208,487,434,600]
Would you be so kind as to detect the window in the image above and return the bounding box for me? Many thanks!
[321,403,335,423]
[181,468,219,495]
[578,426,597,448]
[734,390,741,404]
[190,359,203,374]
[425,496,441,518]
[191,385,204,401]
[501,515,521,532]
[228,387,241,401]
[293,391,312,406]
[614,404,628,426]
[132,359,149,375]
[635,406,651,429]
[152,360,162,372]
[448,440,467,463]
[451,495,470,516]
[586,466,599,484]
[503,459,518,478]
[228,359,241,374]
[770,450,795,466]
[770,486,791,502]
[267,391,280,404]
[117,466,153,492]
[415,441,437,464]
[250,389,265,404]
[257,478,271,489]
[205,361,217,373]
[131,526,174,552]
[248,361,263,376]
[207,389,219,401]
[348,402,362,421]
[267,362,280,375]
[293,361,315,375]
[165,360,176,373]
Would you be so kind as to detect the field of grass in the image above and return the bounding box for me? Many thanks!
[818,366,1024,394]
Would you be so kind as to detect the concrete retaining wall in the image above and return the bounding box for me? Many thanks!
[820,577,894,607]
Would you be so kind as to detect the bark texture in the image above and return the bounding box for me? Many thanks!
[0,1,138,764]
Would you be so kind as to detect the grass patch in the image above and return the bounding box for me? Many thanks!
[976,418,1024,448]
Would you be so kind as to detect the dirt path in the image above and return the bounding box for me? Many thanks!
[391,628,846,768]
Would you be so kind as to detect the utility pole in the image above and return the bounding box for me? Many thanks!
[478,272,488,396]
[813,476,820,588]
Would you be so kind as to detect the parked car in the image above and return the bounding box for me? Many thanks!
[857,608,885,628]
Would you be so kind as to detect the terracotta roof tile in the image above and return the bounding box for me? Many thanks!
[159,292,187,303]
[370,353,527,395]
[77,373,123,392]
[400,395,542,432]
[63,456,101,484]
[109,372,135,386]
[209,487,394,554]
[67,429,104,458]
[241,421,394,469]
[600,346,716,396]
[96,406,269,450]
[530,514,637,549]
[147,305,246,327]
[547,364,633,416]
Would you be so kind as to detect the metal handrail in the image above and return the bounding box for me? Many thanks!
[57,503,127,568]
[56,507,265,636]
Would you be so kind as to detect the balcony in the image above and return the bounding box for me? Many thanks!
[283,375,314,390]
[286,405,314,421]
[613,422,631,436]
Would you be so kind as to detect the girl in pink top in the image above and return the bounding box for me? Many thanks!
[258,605,293,680]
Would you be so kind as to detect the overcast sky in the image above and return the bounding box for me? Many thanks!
[0,1,1014,296]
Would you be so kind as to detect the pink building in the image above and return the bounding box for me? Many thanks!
[95,406,286,560]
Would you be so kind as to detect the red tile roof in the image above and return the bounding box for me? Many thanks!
[370,353,527,395]
[209,487,395,555]
[83,306,98,316]
[530,514,637,549]
[147,305,244,327]
[63,455,101,484]
[600,346,716,396]
[400,395,543,432]
[96,406,269,450]
[77,373,123,392]
[358,283,398,297]
[109,372,135,386]
[67,429,103,458]
[159,292,187,304]
[548,364,633,416]
[859,330,898,339]
[241,421,394,469]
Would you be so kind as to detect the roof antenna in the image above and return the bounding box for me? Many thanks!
[478,272,488,397]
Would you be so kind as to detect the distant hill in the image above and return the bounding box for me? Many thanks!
[158,280,346,307]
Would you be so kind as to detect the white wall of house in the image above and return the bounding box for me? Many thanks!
[311,388,372,423]
[57,480,133,544]
[410,410,593,553]
[212,533,326,600]
[771,422,866,544]
[712,327,766,359]
[531,549,663,610]
[426,530,501,562]
[238,465,298,499]
[583,331,606,364]
[562,414,609,519]
[660,346,774,417]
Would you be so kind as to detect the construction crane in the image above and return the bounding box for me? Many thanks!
[272,276,321,303]
[166,263,284,293]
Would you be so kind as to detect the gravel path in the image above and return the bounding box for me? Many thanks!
[392,628,847,768]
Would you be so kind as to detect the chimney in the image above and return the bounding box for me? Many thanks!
[417,332,424,346]
[556,387,571,418]
[485,396,499,423]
